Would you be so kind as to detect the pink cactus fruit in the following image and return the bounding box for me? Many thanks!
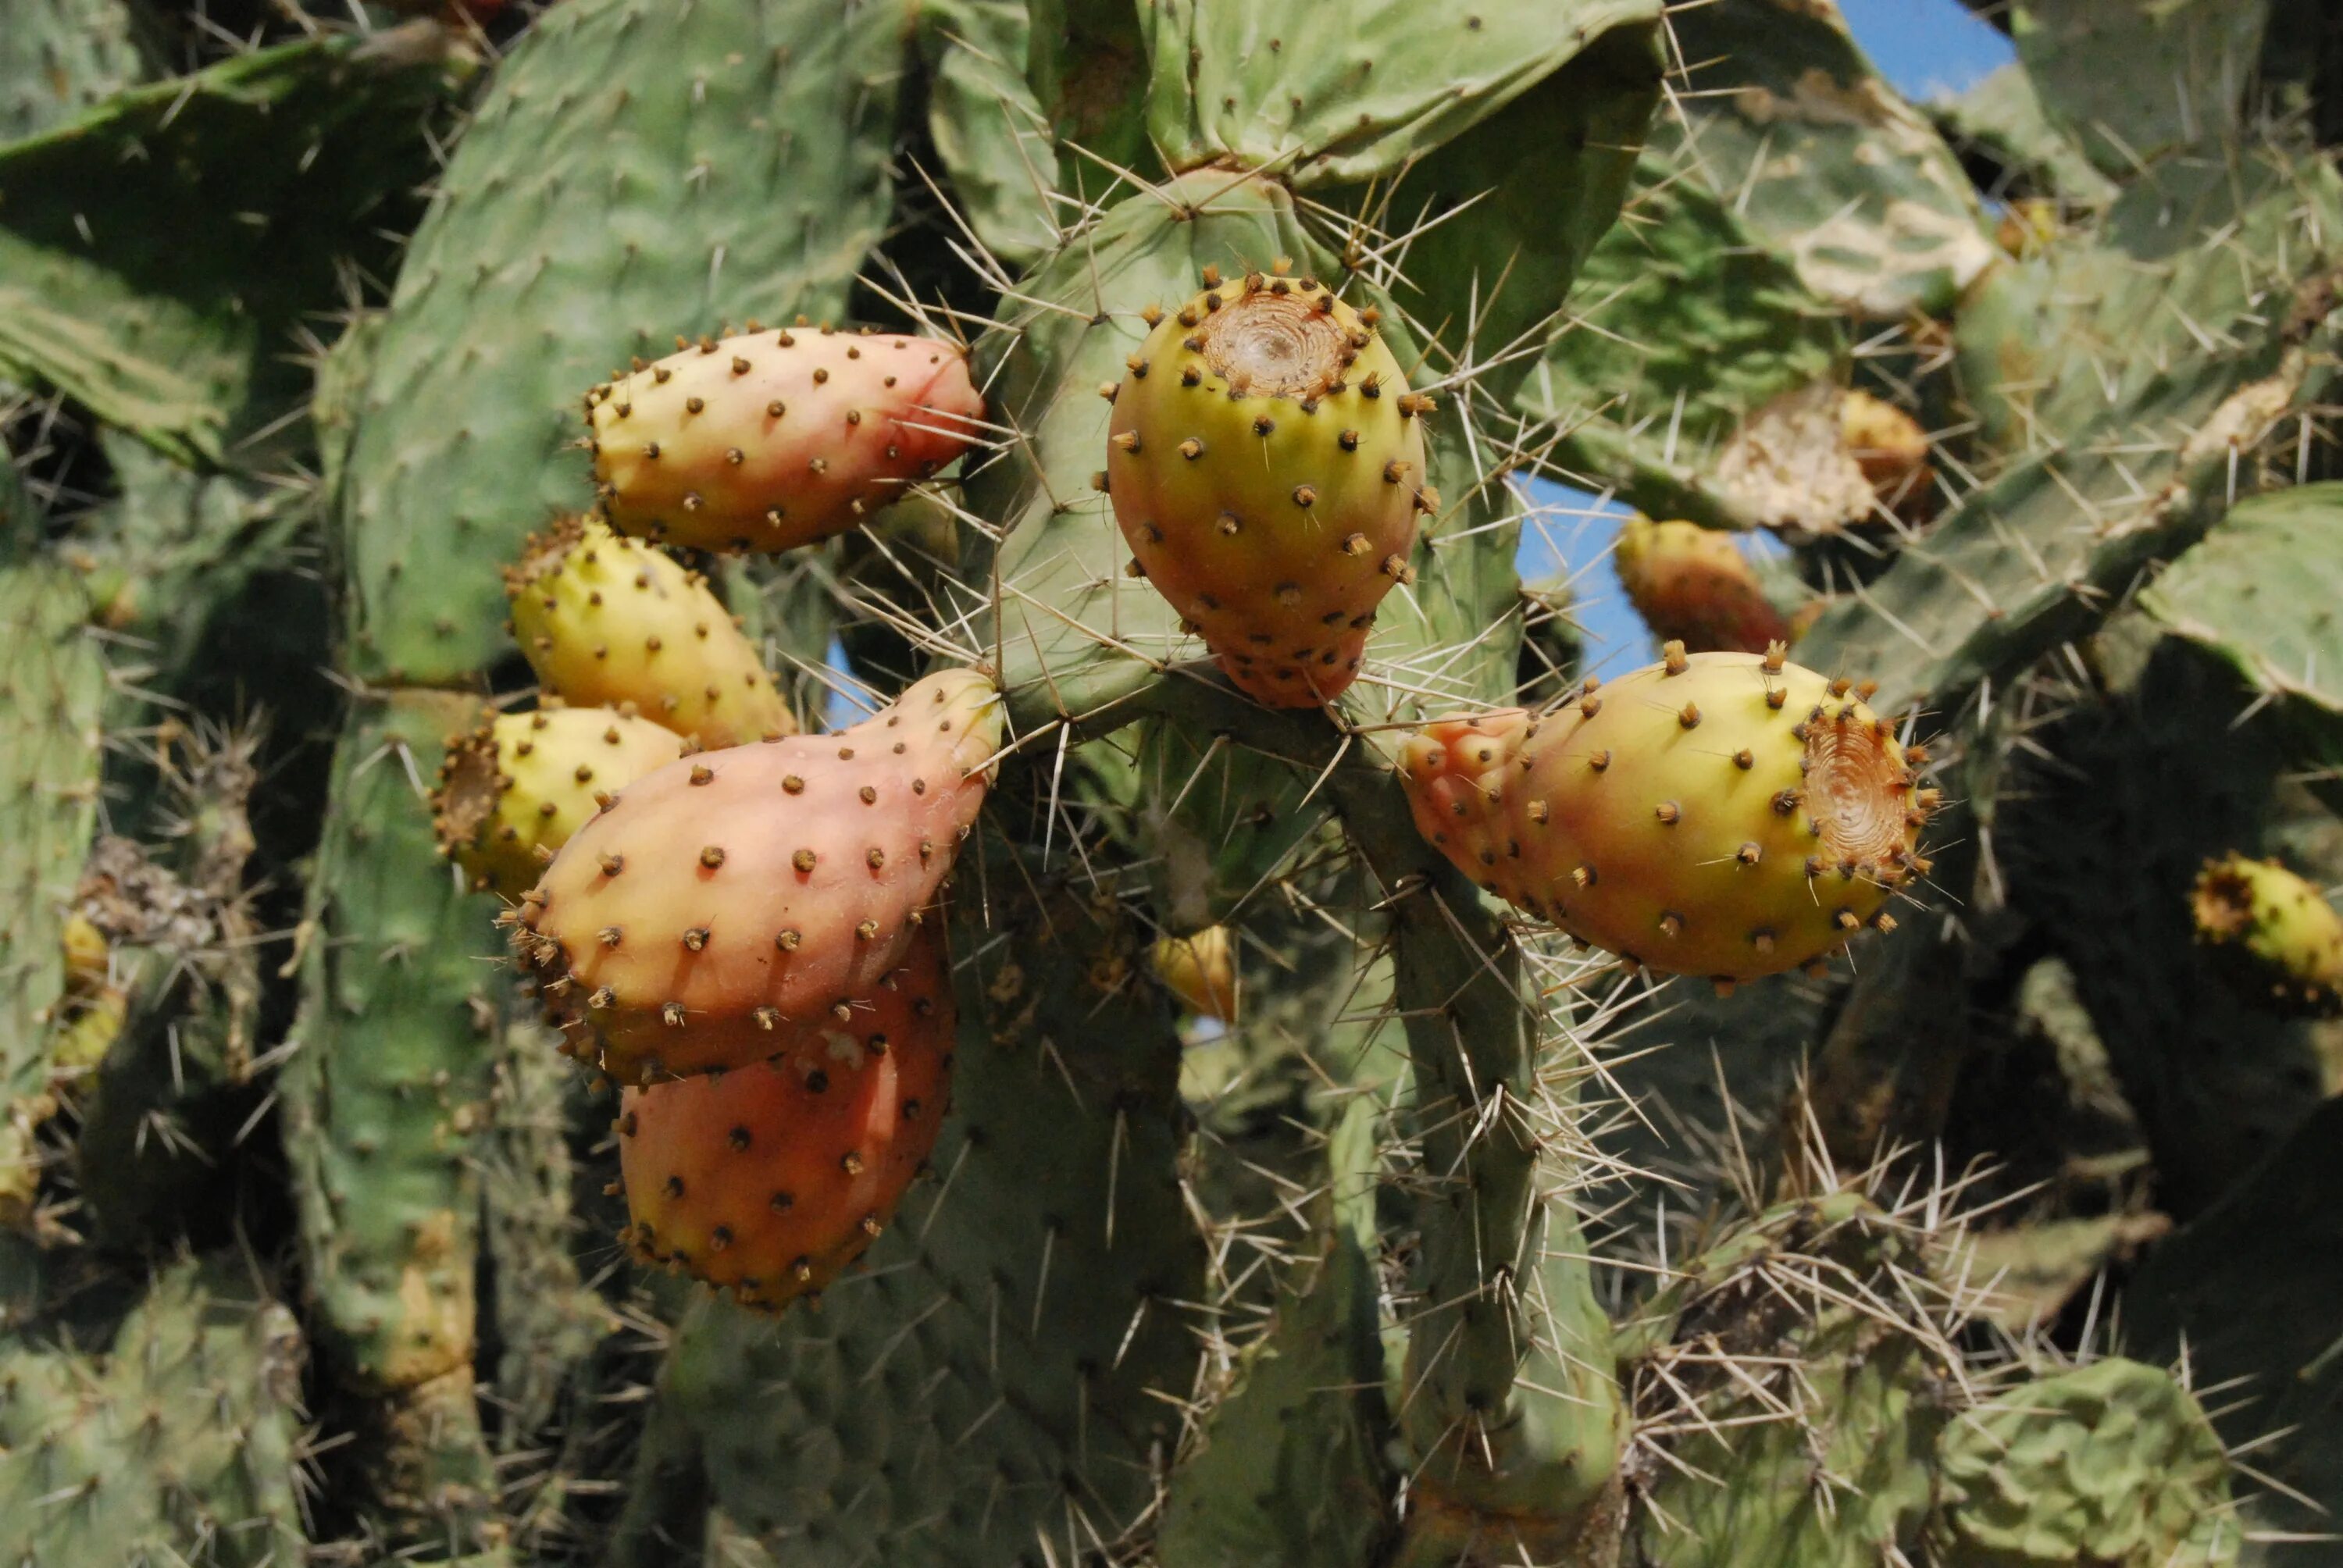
[584,324,986,554]
[510,668,1003,1084]
[619,926,954,1313]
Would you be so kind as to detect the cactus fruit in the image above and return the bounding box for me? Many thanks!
[512,668,1004,1085]
[504,514,797,748]
[616,930,954,1310]
[585,326,986,553]
[1614,515,1792,654]
[1838,389,1935,524]
[1104,264,1435,708]
[1152,923,1237,1021]
[1931,1357,2238,1566]
[1400,644,1930,982]
[2188,853,2343,1015]
[433,704,686,899]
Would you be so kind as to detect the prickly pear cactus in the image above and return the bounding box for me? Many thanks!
[6,0,2343,1559]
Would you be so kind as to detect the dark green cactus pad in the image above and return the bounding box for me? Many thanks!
[2127,1093,2343,1540]
[1800,155,2343,715]
[650,875,1208,1566]
[339,0,906,684]
[1126,714,1337,931]
[1139,0,1659,192]
[2142,481,2343,761]
[2006,0,2273,178]
[0,26,465,468]
[1629,1195,1949,1566]
[917,0,1061,269]
[1998,630,2331,1214]
[1157,1099,1393,1568]
[0,554,105,1229]
[0,0,144,142]
[1931,1356,2241,1566]
[280,690,507,1545]
[0,1256,307,1566]
[1658,0,1995,321]
[1924,62,2117,208]
[1514,150,1849,530]
[1958,148,2342,458]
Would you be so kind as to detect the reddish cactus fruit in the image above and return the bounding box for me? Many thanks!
[2190,853,2343,1016]
[1400,644,1931,982]
[1613,515,1792,655]
[505,515,796,749]
[619,928,954,1311]
[584,326,986,553]
[433,706,685,899]
[1105,263,1432,707]
[512,668,1003,1081]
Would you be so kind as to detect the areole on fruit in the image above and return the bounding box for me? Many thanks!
[1104,262,1433,708]
[1400,642,1932,983]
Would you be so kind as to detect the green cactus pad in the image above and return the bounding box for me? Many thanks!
[1516,151,1849,530]
[1924,62,2117,209]
[0,554,105,1230]
[0,27,465,467]
[0,1257,307,1566]
[1657,0,1995,320]
[1933,1357,2240,1567]
[339,0,906,683]
[0,0,144,142]
[280,691,508,1545]
[2006,0,2273,178]
[2143,482,2343,731]
[647,875,1208,1566]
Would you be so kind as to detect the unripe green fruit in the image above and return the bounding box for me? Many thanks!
[505,514,795,749]
[1105,263,1434,707]
[2190,852,2343,1015]
[433,705,686,899]
[1401,644,1931,982]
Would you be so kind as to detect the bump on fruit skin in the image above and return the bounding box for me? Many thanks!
[1614,515,1791,655]
[1839,389,1935,524]
[1399,645,1930,982]
[1150,924,1237,1021]
[618,928,954,1312]
[512,668,1003,1082]
[504,514,796,748]
[1106,266,1431,707]
[585,326,986,553]
[433,705,685,899]
[2189,852,2343,1017]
